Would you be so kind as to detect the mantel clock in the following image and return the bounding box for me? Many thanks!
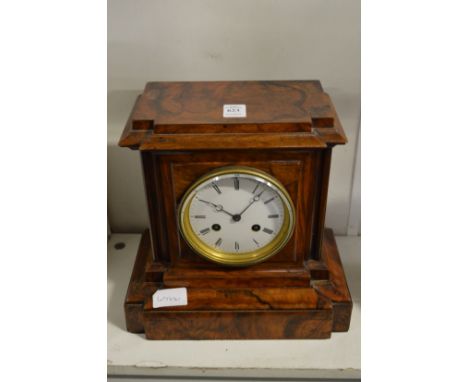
[119,80,352,339]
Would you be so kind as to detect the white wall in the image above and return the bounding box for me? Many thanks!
[108,0,360,234]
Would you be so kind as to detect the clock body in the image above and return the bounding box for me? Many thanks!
[119,80,352,339]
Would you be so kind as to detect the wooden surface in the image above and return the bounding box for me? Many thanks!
[124,228,351,340]
[119,81,346,269]
[108,233,361,379]
[118,80,351,340]
[162,266,312,288]
[143,311,333,341]
[119,81,346,149]
[132,81,327,128]
[140,149,328,266]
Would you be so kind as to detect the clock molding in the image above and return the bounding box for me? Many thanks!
[119,80,352,339]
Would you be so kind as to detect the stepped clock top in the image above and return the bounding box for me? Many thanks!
[119,80,346,150]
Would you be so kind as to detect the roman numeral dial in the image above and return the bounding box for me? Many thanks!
[179,167,295,266]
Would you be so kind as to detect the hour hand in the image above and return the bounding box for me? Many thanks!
[197,198,234,217]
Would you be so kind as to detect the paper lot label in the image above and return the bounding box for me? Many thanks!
[152,287,188,308]
[223,104,246,118]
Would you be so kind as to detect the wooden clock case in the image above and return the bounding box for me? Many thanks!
[119,80,352,339]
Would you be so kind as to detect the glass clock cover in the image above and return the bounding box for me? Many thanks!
[178,167,295,266]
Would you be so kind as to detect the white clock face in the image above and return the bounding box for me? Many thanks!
[179,168,295,265]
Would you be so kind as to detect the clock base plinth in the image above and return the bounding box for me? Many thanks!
[124,229,352,340]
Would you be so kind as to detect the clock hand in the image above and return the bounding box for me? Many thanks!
[237,189,265,217]
[237,200,255,217]
[197,198,235,217]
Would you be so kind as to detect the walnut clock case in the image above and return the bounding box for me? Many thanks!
[119,80,352,340]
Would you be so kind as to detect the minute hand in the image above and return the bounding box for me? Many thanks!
[238,190,265,217]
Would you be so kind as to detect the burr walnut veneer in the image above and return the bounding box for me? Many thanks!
[119,80,352,339]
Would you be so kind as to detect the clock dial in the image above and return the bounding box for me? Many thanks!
[179,167,295,266]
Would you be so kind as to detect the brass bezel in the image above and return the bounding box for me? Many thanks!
[178,166,296,266]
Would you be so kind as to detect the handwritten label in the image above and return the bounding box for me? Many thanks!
[223,104,246,118]
[152,287,188,309]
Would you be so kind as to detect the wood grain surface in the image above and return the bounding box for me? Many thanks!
[120,81,351,339]
[124,229,352,339]
[140,149,327,266]
[119,80,346,149]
